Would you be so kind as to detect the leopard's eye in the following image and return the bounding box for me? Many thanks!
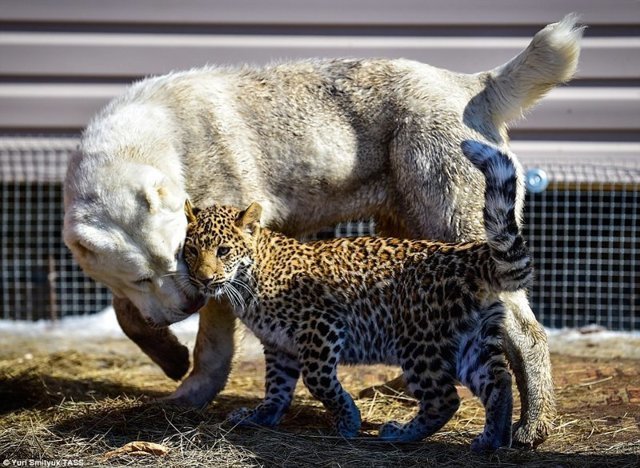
[217,246,230,257]
[184,243,199,258]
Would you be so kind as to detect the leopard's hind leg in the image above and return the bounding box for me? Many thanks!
[228,346,300,427]
[297,323,361,438]
[458,302,513,452]
[379,342,460,442]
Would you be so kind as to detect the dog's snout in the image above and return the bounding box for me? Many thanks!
[183,296,206,315]
[144,315,169,328]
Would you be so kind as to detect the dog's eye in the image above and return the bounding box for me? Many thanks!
[217,246,230,257]
[134,278,152,286]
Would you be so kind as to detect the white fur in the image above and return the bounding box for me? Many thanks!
[64,17,583,329]
[64,102,196,324]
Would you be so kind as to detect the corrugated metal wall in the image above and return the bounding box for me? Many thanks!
[1,0,639,139]
[0,0,638,327]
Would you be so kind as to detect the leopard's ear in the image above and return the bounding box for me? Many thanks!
[236,202,262,234]
[184,199,199,224]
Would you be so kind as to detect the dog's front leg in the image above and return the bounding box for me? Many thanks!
[164,298,236,407]
[113,296,190,381]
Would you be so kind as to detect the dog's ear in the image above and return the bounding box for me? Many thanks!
[63,219,99,268]
[235,202,262,235]
[184,199,199,224]
[139,169,185,214]
[68,240,98,268]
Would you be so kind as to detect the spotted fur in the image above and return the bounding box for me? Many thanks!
[182,142,531,451]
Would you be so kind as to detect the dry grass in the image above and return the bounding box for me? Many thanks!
[0,340,639,467]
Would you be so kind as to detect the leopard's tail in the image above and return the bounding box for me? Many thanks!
[461,141,533,292]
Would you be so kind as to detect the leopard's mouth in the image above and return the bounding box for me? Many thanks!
[204,281,228,298]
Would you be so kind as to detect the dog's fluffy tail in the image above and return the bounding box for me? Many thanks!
[461,141,533,292]
[486,14,584,126]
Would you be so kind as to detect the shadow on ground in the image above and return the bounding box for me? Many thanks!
[47,397,640,467]
[0,346,638,466]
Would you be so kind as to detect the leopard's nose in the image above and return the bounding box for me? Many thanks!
[199,277,216,286]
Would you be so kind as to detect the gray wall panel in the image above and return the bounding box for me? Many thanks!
[1,33,638,80]
[2,0,638,26]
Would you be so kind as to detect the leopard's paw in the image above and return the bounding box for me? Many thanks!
[378,420,424,443]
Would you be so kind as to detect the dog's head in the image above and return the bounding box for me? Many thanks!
[63,154,205,326]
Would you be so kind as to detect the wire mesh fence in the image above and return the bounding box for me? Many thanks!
[0,137,112,320]
[522,160,639,331]
[1,136,638,331]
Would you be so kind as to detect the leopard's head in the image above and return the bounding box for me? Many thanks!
[182,200,262,300]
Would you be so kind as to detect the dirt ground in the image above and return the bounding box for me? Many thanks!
[0,331,638,467]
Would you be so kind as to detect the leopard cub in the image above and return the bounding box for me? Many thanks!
[182,141,532,451]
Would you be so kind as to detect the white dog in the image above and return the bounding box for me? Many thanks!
[64,17,583,447]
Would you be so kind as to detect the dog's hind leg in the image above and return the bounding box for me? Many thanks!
[501,290,556,447]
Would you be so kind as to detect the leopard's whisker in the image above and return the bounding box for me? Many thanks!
[219,284,232,307]
[226,283,246,310]
[222,283,240,309]
[174,274,197,294]
[232,278,258,304]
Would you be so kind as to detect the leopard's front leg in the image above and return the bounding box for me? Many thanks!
[228,346,300,427]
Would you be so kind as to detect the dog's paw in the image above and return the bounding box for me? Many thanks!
[158,345,190,381]
[156,394,197,407]
[160,374,219,408]
[511,419,552,449]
